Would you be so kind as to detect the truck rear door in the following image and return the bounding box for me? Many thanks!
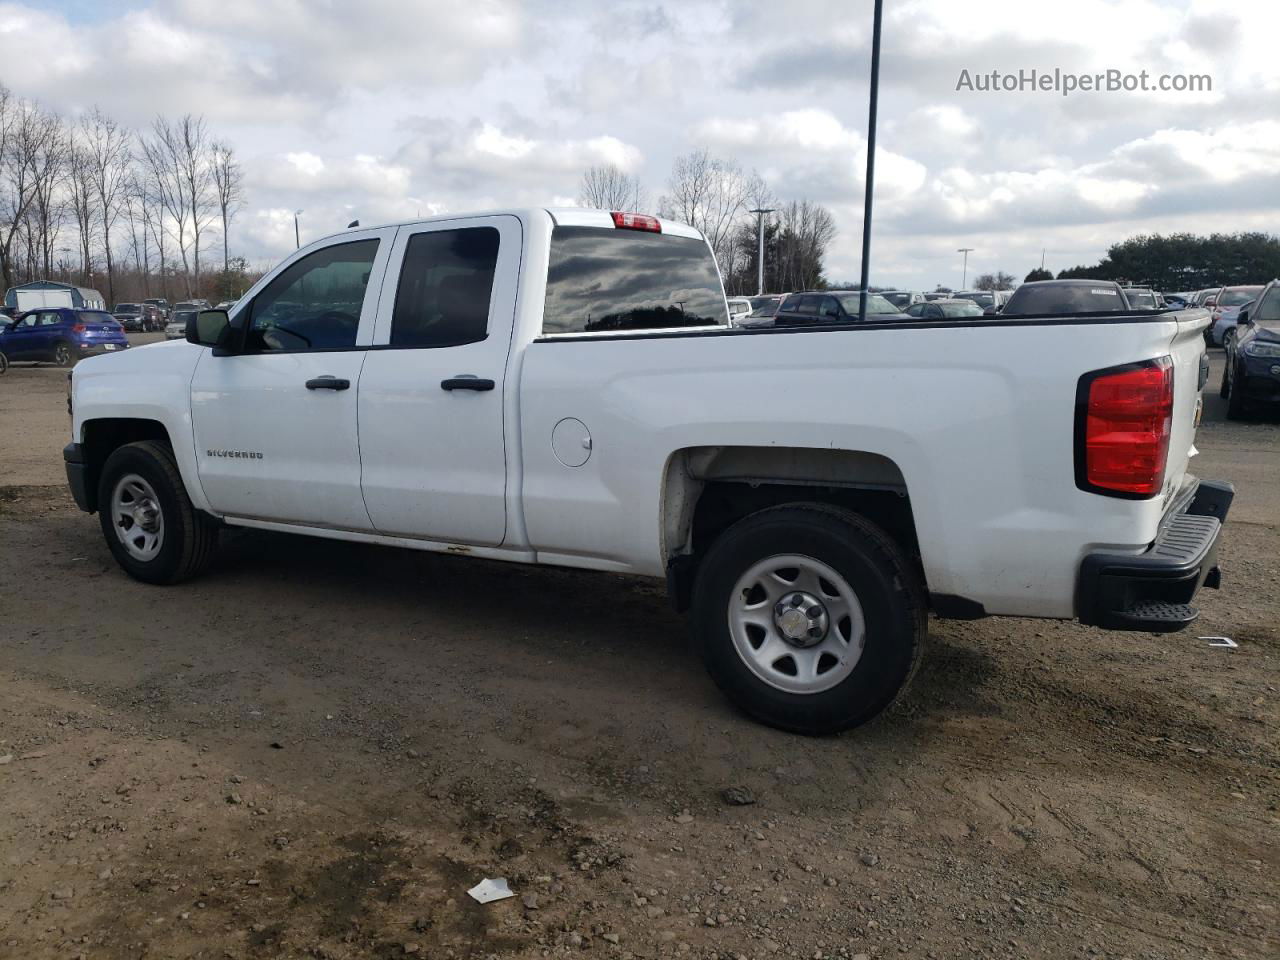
[357,215,522,546]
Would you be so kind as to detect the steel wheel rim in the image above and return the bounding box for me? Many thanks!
[111,473,165,562]
[728,553,866,695]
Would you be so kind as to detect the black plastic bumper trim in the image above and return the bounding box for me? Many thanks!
[1077,479,1231,632]
[63,442,93,513]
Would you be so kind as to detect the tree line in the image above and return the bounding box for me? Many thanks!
[1055,232,1280,289]
[579,149,837,295]
[0,83,245,305]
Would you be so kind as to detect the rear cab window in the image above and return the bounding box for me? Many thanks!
[542,226,727,335]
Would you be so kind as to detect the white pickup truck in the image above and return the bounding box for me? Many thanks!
[64,209,1233,733]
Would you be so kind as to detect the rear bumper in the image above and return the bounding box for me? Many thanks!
[64,442,94,513]
[78,341,129,355]
[1077,479,1233,632]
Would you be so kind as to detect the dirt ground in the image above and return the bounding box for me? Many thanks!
[1,340,1277,960]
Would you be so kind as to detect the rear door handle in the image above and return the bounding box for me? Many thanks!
[305,376,350,391]
[441,376,495,392]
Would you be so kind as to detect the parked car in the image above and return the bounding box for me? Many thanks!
[1220,281,1280,419]
[113,303,145,331]
[1,307,128,365]
[172,300,212,315]
[880,290,925,310]
[726,297,753,323]
[1121,288,1161,309]
[1002,280,1132,315]
[747,295,784,318]
[902,298,985,319]
[63,206,1228,734]
[1193,287,1222,308]
[1208,285,1263,349]
[166,309,197,340]
[922,291,952,301]
[143,298,170,320]
[1164,293,1192,308]
[772,290,911,325]
[953,290,1011,313]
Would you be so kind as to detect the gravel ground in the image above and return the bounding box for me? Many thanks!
[0,342,1276,960]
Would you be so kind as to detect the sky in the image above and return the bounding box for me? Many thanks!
[3,0,1277,289]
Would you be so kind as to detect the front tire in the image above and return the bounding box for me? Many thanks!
[1225,362,1250,421]
[692,504,926,735]
[97,440,218,584]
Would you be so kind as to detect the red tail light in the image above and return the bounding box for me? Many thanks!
[72,323,86,333]
[1075,357,1174,498]
[610,211,661,233]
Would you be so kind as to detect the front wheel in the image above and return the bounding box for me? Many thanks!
[692,504,926,734]
[97,440,219,584]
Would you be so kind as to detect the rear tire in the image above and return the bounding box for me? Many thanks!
[97,440,218,584]
[53,341,75,367]
[692,503,926,735]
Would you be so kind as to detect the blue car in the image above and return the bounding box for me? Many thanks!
[0,307,129,366]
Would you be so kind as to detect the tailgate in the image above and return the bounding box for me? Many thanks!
[1164,309,1211,503]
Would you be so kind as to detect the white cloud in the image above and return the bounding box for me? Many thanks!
[0,0,1274,286]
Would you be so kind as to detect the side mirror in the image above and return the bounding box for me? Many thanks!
[188,309,238,353]
[983,306,996,316]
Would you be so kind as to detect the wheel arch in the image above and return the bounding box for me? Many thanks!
[661,445,923,610]
[78,418,175,513]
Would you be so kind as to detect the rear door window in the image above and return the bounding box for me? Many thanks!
[542,226,727,335]
[390,227,500,348]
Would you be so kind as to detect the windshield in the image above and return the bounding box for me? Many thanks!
[1003,283,1125,315]
[835,294,898,315]
[114,304,140,313]
[882,292,912,308]
[748,296,781,317]
[955,292,994,308]
[173,311,196,323]
[1124,290,1156,308]
[1219,287,1262,307]
[543,227,727,334]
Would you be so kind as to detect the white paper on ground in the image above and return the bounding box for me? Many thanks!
[467,877,515,904]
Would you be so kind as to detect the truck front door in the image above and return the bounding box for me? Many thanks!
[189,228,396,530]
[357,215,522,546]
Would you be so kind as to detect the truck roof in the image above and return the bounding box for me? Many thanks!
[308,208,706,247]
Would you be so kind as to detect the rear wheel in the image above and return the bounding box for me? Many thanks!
[692,504,926,734]
[53,341,74,367]
[97,440,218,584]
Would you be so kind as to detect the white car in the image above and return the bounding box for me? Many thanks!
[63,207,1231,734]
[726,297,753,324]
[165,310,197,340]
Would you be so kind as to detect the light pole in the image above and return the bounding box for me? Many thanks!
[294,210,304,249]
[748,206,775,296]
[856,0,884,322]
[957,247,973,290]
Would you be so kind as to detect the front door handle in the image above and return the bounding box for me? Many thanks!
[305,376,350,391]
[441,376,495,392]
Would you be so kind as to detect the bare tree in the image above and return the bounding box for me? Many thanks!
[82,107,132,303]
[24,106,68,280]
[772,200,837,293]
[658,148,759,268]
[0,86,46,291]
[139,115,198,293]
[210,141,244,279]
[66,143,97,281]
[578,164,646,211]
